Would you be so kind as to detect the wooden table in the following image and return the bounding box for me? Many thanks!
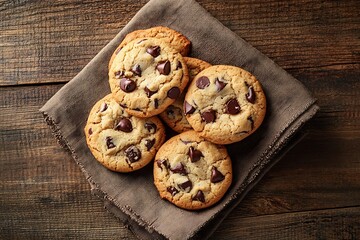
[1,0,359,239]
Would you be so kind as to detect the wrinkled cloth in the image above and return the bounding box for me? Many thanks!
[40,0,319,239]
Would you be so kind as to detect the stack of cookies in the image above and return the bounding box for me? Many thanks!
[85,26,266,210]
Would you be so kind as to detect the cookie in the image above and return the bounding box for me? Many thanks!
[184,65,266,144]
[109,26,191,69]
[153,131,232,210]
[159,57,211,133]
[109,38,189,118]
[84,94,166,172]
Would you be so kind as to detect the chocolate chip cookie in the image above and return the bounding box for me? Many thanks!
[109,38,189,118]
[153,131,232,210]
[184,65,266,144]
[109,26,191,69]
[84,94,165,172]
[160,57,211,133]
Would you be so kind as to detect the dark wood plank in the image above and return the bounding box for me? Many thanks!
[212,207,360,240]
[0,0,359,86]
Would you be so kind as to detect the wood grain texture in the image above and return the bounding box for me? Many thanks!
[1,0,359,239]
[0,0,359,85]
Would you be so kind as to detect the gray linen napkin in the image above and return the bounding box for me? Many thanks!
[40,0,319,239]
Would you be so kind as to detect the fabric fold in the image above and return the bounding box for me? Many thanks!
[40,0,319,239]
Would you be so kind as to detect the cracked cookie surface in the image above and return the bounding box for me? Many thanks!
[153,131,232,210]
[109,26,191,69]
[160,57,211,133]
[184,65,266,144]
[84,94,165,172]
[109,38,189,118]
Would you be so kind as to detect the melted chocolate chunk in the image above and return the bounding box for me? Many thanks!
[88,128,93,135]
[156,159,169,170]
[115,118,132,132]
[210,166,225,183]
[225,98,241,115]
[156,60,171,75]
[131,64,142,77]
[114,70,124,79]
[125,145,141,163]
[167,186,179,196]
[192,190,205,202]
[145,139,155,151]
[196,76,210,89]
[99,102,108,112]
[120,78,136,93]
[246,86,256,103]
[146,45,160,57]
[106,136,115,149]
[248,116,254,130]
[178,180,192,192]
[184,101,196,115]
[188,147,203,163]
[176,61,182,70]
[167,87,180,99]
[215,78,227,91]
[144,122,157,133]
[144,87,157,98]
[170,162,187,175]
[154,98,159,109]
[201,109,216,123]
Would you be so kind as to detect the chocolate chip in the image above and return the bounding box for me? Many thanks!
[144,87,157,98]
[106,136,115,149]
[246,86,256,103]
[248,116,254,130]
[119,103,127,108]
[184,101,196,115]
[167,186,179,196]
[192,190,205,202]
[188,147,203,163]
[167,87,180,99]
[156,159,169,170]
[156,60,170,75]
[154,98,159,109]
[210,166,225,183]
[225,98,241,115]
[176,61,182,70]
[88,128,93,135]
[145,139,155,151]
[125,145,141,163]
[196,76,210,89]
[201,109,216,123]
[178,180,192,192]
[134,108,141,111]
[114,70,124,79]
[131,64,142,77]
[144,122,157,133]
[120,78,136,93]
[215,78,227,91]
[99,102,108,112]
[115,118,132,132]
[170,162,187,175]
[146,45,160,57]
